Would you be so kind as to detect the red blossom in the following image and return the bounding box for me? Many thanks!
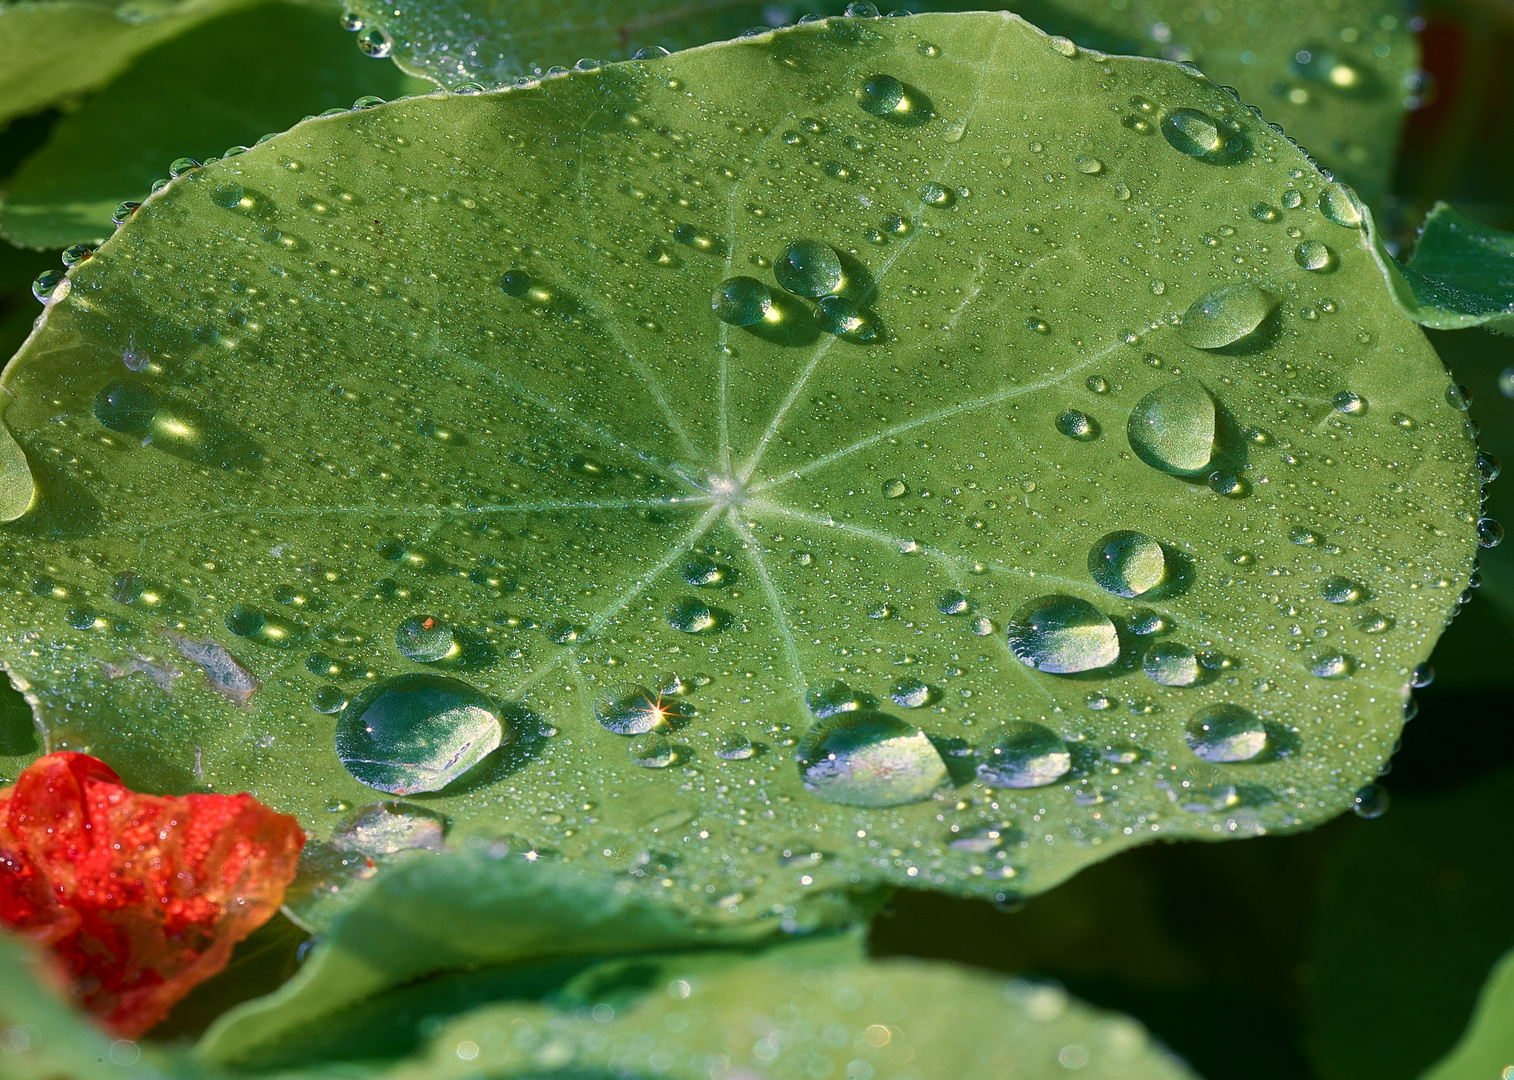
[0,752,303,1036]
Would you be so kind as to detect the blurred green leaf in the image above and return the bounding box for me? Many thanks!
[0,13,1475,939]
[1420,947,1514,1080]
[1307,765,1514,1080]
[0,1,424,249]
[1371,203,1514,334]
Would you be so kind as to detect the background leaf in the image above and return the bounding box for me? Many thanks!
[1419,946,1514,1080]
[0,0,426,250]
[0,12,1476,935]
[1369,202,1514,334]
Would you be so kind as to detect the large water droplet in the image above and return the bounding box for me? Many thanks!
[774,240,844,298]
[1185,704,1267,763]
[1087,530,1170,598]
[357,26,392,57]
[1159,107,1227,157]
[1006,595,1121,674]
[714,732,754,760]
[856,74,905,115]
[0,406,34,522]
[976,721,1071,788]
[93,381,159,433]
[1294,240,1335,271]
[1143,642,1200,686]
[595,683,670,735]
[396,615,457,662]
[628,732,675,768]
[330,801,448,855]
[1179,284,1276,349]
[796,711,947,807]
[668,597,722,633]
[335,675,503,794]
[712,276,772,325]
[1126,378,1216,476]
[1319,184,1366,228]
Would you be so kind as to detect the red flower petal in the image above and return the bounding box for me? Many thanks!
[0,752,304,1036]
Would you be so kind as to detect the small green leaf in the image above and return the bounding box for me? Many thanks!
[343,0,1415,200]
[1370,202,1514,335]
[198,853,785,1066]
[0,1,424,250]
[359,937,1201,1080]
[1420,947,1514,1080]
[0,13,1477,933]
[0,0,252,128]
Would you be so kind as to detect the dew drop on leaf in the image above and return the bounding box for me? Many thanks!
[1126,378,1216,475]
[335,674,503,794]
[1006,595,1121,674]
[1087,530,1170,598]
[1179,284,1276,349]
[976,721,1071,788]
[1185,704,1268,763]
[774,239,843,298]
[796,711,946,807]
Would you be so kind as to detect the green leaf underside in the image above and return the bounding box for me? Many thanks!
[1372,202,1514,335]
[0,0,424,250]
[341,0,1415,200]
[1421,947,1514,1080]
[199,854,781,1065]
[0,13,1476,932]
[0,0,255,128]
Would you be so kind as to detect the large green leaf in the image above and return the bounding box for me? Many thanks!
[0,0,255,128]
[1370,202,1514,335]
[0,11,1477,933]
[339,0,1416,200]
[199,853,786,1066]
[306,936,1200,1080]
[0,0,425,250]
[1420,947,1514,1080]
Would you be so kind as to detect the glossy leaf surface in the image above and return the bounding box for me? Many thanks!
[0,12,1477,931]
[342,0,1415,200]
[0,0,424,250]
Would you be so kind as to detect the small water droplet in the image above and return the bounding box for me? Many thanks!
[937,590,970,615]
[1358,610,1394,634]
[712,276,773,325]
[796,711,946,807]
[1087,530,1170,598]
[1086,375,1109,393]
[774,239,843,297]
[1332,391,1365,414]
[815,295,876,339]
[668,597,722,633]
[1126,377,1216,476]
[976,722,1071,788]
[31,270,68,304]
[1179,284,1276,349]
[1352,782,1389,819]
[1294,240,1335,271]
[335,675,503,794]
[1251,203,1281,222]
[681,555,731,586]
[312,686,348,713]
[1186,704,1268,763]
[396,616,457,662]
[1446,383,1473,411]
[1075,155,1104,174]
[1319,184,1366,228]
[1006,595,1121,674]
[1026,317,1050,334]
[890,677,933,708]
[714,732,754,760]
[1321,577,1368,605]
[807,680,874,718]
[330,801,447,855]
[921,183,954,207]
[628,732,675,768]
[1477,518,1505,548]
[1055,409,1098,440]
[1311,652,1354,678]
[856,74,906,115]
[595,684,671,735]
[499,270,532,297]
[1410,662,1435,689]
[1049,35,1078,57]
[882,478,908,498]
[357,26,392,57]
[1143,642,1200,686]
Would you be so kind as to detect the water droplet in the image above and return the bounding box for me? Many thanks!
[1251,203,1281,222]
[1143,642,1200,686]
[1311,652,1354,678]
[31,270,67,304]
[882,478,908,498]
[921,183,954,207]
[357,26,392,57]
[1319,184,1366,228]
[774,240,843,298]
[668,598,721,633]
[168,157,201,178]
[815,296,876,339]
[714,732,754,760]
[1006,595,1121,674]
[1446,383,1473,411]
[224,603,266,637]
[1477,518,1505,548]
[1294,241,1335,271]
[1128,609,1168,635]
[1321,576,1369,606]
[92,381,158,433]
[335,675,503,794]
[1086,375,1109,393]
[1477,453,1501,482]
[1055,409,1098,440]
[1075,156,1104,174]
[890,677,932,708]
[1179,284,1276,349]
[1186,704,1268,763]
[396,615,457,662]
[595,683,672,735]
[681,555,731,586]
[1026,317,1050,334]
[112,200,141,225]
[1333,391,1365,414]
[632,45,671,59]
[499,270,532,297]
[976,722,1071,788]
[796,711,946,807]
[845,1,879,15]
[856,74,905,115]
[210,183,244,209]
[712,276,772,325]
[1087,530,1170,598]
[330,801,447,855]
[1352,782,1389,819]
[312,686,348,713]
[947,824,1010,854]
[1159,107,1223,156]
[937,590,970,615]
[807,680,874,718]
[1126,377,1216,476]
[1049,35,1078,57]
[352,95,386,109]
[60,244,94,266]
[628,732,675,768]
[1410,662,1435,689]
[1358,610,1394,634]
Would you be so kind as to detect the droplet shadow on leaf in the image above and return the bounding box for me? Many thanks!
[739,290,821,347]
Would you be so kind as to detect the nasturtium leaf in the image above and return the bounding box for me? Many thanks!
[0,0,426,251]
[0,12,1478,932]
[1369,202,1514,335]
[0,0,254,129]
[364,937,1202,1080]
[340,0,1415,201]
[1420,947,1514,1080]
[199,852,786,1066]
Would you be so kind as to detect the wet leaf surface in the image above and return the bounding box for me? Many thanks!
[1373,202,1514,334]
[0,12,1477,933]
